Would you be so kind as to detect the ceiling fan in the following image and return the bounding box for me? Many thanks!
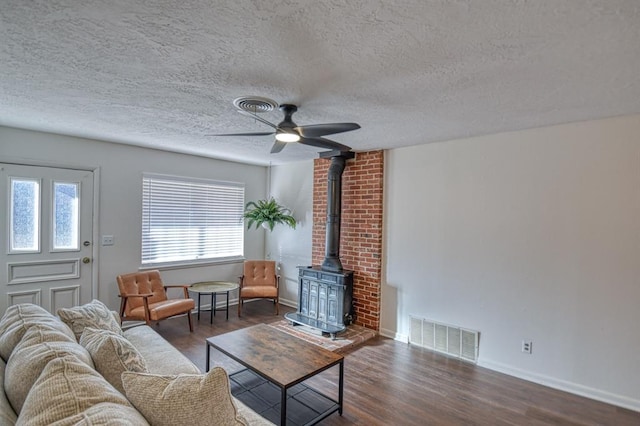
[210,102,360,154]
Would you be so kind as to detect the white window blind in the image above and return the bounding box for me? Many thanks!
[142,174,244,266]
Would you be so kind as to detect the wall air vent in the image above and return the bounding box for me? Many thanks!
[409,315,479,363]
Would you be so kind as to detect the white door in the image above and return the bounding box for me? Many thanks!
[0,163,95,315]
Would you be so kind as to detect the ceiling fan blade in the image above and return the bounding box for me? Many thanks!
[237,110,278,130]
[295,122,360,138]
[207,132,274,137]
[299,137,351,152]
[270,140,287,154]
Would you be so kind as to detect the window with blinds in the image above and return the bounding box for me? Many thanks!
[141,174,245,266]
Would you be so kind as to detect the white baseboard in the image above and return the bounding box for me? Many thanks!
[278,297,297,308]
[478,359,640,413]
[198,296,297,310]
[379,327,408,342]
[381,325,639,413]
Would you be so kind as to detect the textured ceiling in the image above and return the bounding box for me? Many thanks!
[1,1,639,165]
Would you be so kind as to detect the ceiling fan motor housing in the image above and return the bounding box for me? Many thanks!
[278,104,298,129]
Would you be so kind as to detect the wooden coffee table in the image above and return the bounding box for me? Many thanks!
[206,324,344,426]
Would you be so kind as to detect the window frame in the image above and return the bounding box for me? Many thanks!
[141,173,245,269]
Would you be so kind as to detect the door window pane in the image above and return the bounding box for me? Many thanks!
[53,182,80,250]
[10,178,40,252]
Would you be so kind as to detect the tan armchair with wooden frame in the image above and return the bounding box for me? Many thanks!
[238,260,280,316]
[116,270,195,332]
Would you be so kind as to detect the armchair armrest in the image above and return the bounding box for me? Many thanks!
[119,293,153,298]
[164,285,191,299]
[118,293,153,318]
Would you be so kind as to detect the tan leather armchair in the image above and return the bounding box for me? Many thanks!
[238,260,280,316]
[116,270,195,332]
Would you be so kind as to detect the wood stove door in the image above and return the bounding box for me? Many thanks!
[318,284,327,322]
[327,286,339,324]
[300,279,309,317]
[308,281,318,319]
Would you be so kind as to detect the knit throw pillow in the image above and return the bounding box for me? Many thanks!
[80,327,148,394]
[16,355,148,426]
[5,335,94,414]
[122,367,247,426]
[57,299,122,341]
[0,303,75,361]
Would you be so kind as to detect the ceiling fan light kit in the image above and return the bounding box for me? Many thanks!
[275,131,300,143]
[211,98,361,154]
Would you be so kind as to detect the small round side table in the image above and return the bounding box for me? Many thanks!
[189,281,239,323]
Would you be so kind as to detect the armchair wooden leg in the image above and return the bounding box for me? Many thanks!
[275,298,279,315]
[119,298,126,319]
[143,299,151,326]
[238,299,242,317]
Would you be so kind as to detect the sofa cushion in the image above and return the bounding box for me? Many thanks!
[15,355,149,426]
[0,303,75,361]
[45,402,150,426]
[57,299,122,341]
[11,321,76,349]
[123,325,200,374]
[79,327,148,394]
[121,367,247,426]
[5,334,94,414]
[0,357,18,425]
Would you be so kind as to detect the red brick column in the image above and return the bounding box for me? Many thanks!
[312,150,384,331]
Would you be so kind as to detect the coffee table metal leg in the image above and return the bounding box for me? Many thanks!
[281,387,287,426]
[213,292,218,320]
[205,343,210,372]
[225,290,230,320]
[197,293,201,321]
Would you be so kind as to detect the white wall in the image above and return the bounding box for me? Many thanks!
[383,114,640,410]
[0,126,267,311]
[5,113,639,410]
[265,161,314,306]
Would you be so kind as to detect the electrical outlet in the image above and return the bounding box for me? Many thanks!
[522,340,533,354]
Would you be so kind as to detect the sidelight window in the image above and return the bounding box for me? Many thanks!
[52,181,80,251]
[9,178,40,253]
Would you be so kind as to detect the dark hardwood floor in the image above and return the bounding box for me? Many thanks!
[152,301,640,426]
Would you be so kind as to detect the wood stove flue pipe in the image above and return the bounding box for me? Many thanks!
[321,151,354,272]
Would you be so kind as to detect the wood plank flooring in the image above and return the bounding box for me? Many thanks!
[153,301,640,425]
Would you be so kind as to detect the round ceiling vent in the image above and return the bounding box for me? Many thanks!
[233,96,278,113]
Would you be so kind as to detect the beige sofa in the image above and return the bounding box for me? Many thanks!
[0,301,273,425]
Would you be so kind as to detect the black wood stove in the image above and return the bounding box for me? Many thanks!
[285,151,355,339]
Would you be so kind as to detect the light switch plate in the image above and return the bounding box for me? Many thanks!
[101,235,114,246]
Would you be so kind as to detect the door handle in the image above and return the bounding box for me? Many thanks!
[82,257,91,264]
[83,241,91,246]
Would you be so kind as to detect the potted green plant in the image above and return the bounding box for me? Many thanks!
[243,198,297,231]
